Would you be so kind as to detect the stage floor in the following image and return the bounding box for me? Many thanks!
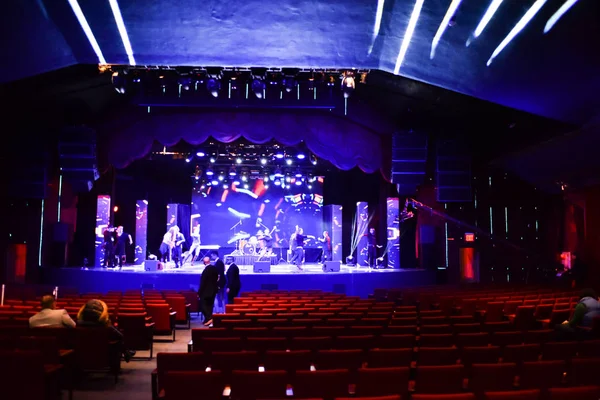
[40,263,436,298]
[113,262,400,275]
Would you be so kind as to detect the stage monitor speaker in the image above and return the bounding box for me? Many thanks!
[144,260,159,271]
[253,261,271,273]
[323,261,341,272]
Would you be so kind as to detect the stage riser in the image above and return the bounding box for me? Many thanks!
[40,269,436,299]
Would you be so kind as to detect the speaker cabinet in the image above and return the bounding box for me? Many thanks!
[144,260,159,271]
[253,261,271,273]
[323,261,341,272]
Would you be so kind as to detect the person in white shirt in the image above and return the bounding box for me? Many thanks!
[29,294,76,328]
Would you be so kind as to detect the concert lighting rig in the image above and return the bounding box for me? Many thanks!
[103,65,369,110]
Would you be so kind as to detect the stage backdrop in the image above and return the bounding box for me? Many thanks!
[192,177,324,253]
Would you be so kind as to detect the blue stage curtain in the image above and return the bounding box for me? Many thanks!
[107,110,387,175]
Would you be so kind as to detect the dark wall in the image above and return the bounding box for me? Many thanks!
[415,168,561,283]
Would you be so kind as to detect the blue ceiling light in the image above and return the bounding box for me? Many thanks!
[486,0,548,66]
[108,0,136,65]
[393,0,424,74]
[67,0,106,64]
[430,0,463,59]
[467,0,503,46]
[544,0,579,34]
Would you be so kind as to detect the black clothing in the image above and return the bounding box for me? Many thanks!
[226,263,241,303]
[115,233,129,267]
[199,264,219,322]
[214,259,226,290]
[103,230,116,267]
[366,233,376,246]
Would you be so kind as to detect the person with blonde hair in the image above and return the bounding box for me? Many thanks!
[77,299,135,361]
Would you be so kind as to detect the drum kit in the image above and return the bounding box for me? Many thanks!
[228,230,276,257]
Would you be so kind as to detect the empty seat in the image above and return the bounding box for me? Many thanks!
[491,332,523,347]
[419,334,454,347]
[294,369,350,399]
[418,347,459,366]
[469,363,517,394]
[209,351,259,374]
[483,389,540,400]
[569,357,600,386]
[548,386,600,400]
[456,333,489,348]
[377,334,415,348]
[420,324,453,335]
[461,346,501,368]
[314,350,363,371]
[542,341,577,361]
[578,339,600,358]
[412,395,475,400]
[231,370,289,400]
[356,367,410,398]
[414,365,464,394]
[501,344,540,364]
[367,348,412,368]
[519,360,565,389]
[163,371,224,400]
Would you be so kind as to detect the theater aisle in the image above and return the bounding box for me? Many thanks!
[68,318,204,400]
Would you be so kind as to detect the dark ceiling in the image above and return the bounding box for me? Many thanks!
[2,0,599,126]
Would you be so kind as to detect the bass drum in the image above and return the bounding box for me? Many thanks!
[243,243,256,255]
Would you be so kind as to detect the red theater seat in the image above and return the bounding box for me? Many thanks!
[548,386,600,400]
[163,371,223,400]
[414,365,465,394]
[356,367,409,398]
[483,389,541,400]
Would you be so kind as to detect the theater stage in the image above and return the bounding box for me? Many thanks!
[40,264,435,298]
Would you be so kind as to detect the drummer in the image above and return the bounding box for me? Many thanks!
[259,228,274,255]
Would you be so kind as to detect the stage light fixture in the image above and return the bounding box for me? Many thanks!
[185,157,191,163]
[295,180,302,186]
[197,151,205,157]
[286,185,291,189]
[283,75,297,93]
[252,78,266,99]
[211,179,218,185]
[210,157,216,163]
[206,168,214,176]
[286,159,293,166]
[285,176,291,183]
[346,255,356,266]
[233,179,240,185]
[274,179,281,186]
[274,168,283,178]
[376,257,385,268]
[275,152,284,159]
[207,78,221,98]
[310,155,318,165]
[297,153,306,160]
[260,158,267,165]
[112,72,127,94]
[308,184,313,189]
[218,173,225,181]
[295,169,302,178]
[229,167,237,176]
[236,158,242,164]
[178,74,192,90]
[243,184,249,189]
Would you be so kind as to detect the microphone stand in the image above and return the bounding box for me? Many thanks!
[230,220,243,255]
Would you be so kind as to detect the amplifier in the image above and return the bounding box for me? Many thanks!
[253,261,271,273]
[145,260,159,271]
[323,261,341,272]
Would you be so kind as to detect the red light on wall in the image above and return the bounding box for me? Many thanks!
[465,233,475,242]
[113,206,119,212]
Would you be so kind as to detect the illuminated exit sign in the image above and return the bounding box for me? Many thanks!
[464,233,475,242]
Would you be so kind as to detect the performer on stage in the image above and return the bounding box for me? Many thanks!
[225,257,241,304]
[172,226,185,268]
[257,227,274,257]
[115,226,132,269]
[188,221,201,265]
[364,228,383,268]
[289,226,304,271]
[159,227,175,263]
[318,230,332,263]
[103,226,117,268]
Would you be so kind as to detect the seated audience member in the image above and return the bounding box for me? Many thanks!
[77,299,135,361]
[556,288,600,339]
[29,294,76,328]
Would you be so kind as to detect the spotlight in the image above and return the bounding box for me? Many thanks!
[210,157,216,163]
[211,179,218,185]
[243,184,249,189]
[346,255,356,266]
[283,75,297,93]
[236,158,242,164]
[218,173,225,181]
[252,79,266,99]
[229,167,237,176]
[196,151,205,157]
[178,74,192,90]
[286,159,293,166]
[295,180,302,186]
[113,206,119,212]
[297,153,306,160]
[206,168,214,176]
[274,168,284,178]
[233,179,240,185]
[207,78,221,98]
[308,185,312,189]
[112,71,127,94]
[185,157,191,163]
[274,179,282,186]
[295,169,302,178]
[286,185,291,189]
[342,71,356,98]
[260,158,267,165]
[275,151,284,159]
[310,155,318,165]
[222,184,228,189]
[376,257,386,269]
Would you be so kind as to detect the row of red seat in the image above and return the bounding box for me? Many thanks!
[152,357,600,400]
